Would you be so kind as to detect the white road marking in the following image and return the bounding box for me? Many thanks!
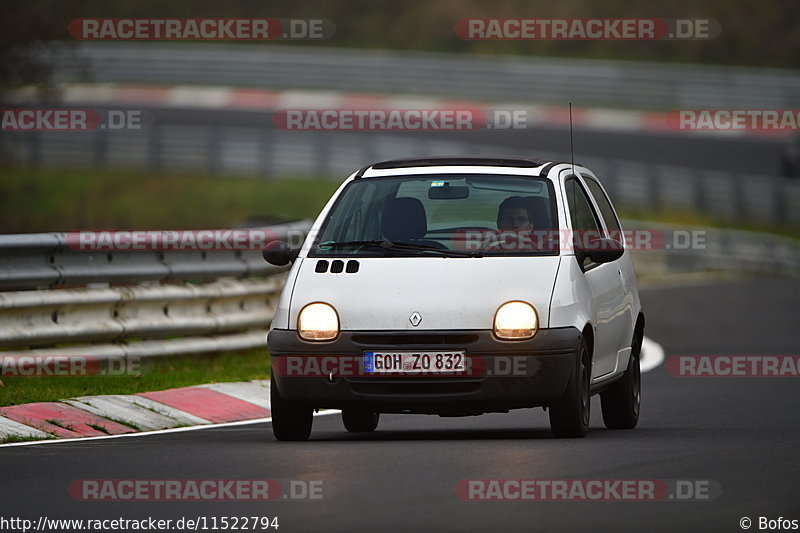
[0,410,343,448]
[1,335,668,447]
[640,336,665,373]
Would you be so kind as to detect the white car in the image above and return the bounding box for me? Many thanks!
[265,156,644,440]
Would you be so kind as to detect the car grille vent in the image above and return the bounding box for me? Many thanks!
[315,259,359,273]
[351,333,480,345]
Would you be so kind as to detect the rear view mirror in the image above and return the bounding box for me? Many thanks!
[428,183,469,200]
[262,240,299,266]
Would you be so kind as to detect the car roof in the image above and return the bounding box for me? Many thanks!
[357,156,581,179]
[372,156,549,169]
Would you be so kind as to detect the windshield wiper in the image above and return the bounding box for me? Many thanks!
[319,240,482,257]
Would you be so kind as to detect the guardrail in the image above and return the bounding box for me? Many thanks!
[1,219,798,361]
[622,221,800,280]
[0,221,311,360]
[49,42,800,109]
[0,221,311,290]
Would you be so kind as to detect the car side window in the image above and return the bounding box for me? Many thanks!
[583,176,622,242]
[565,178,601,233]
[565,177,602,268]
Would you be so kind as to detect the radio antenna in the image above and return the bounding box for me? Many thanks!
[569,102,576,176]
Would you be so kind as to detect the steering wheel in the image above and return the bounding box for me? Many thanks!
[478,229,561,252]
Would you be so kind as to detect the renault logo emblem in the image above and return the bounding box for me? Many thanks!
[409,312,422,327]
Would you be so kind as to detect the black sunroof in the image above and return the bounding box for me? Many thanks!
[369,156,550,170]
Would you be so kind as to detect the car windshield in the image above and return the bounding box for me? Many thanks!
[310,174,559,257]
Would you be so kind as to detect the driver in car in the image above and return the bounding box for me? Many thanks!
[497,196,535,232]
[494,195,561,252]
[488,196,535,251]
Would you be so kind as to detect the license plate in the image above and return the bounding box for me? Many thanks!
[363,351,466,374]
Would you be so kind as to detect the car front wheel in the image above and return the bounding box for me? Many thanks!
[548,335,590,438]
[270,373,313,441]
[600,330,642,429]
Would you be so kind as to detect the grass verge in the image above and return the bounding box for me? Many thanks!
[618,209,800,241]
[0,434,57,444]
[0,349,270,407]
[1,165,796,239]
[0,166,339,233]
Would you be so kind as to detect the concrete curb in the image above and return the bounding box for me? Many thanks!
[0,335,667,445]
[0,415,51,440]
[0,380,270,444]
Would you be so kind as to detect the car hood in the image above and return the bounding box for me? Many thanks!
[288,256,560,331]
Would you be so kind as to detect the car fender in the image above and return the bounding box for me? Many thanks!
[270,258,304,332]
[548,255,595,335]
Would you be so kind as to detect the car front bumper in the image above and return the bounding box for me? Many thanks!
[267,327,580,415]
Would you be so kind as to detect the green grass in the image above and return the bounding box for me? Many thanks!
[2,165,797,238]
[618,209,800,241]
[0,434,57,444]
[86,423,110,435]
[108,418,141,431]
[0,166,340,233]
[0,349,271,407]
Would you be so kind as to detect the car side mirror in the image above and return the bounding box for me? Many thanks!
[585,238,624,264]
[262,240,299,266]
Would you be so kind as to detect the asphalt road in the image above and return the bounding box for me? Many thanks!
[2,277,798,533]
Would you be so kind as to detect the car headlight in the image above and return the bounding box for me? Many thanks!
[494,301,538,340]
[298,302,339,341]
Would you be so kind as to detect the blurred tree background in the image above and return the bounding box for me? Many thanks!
[1,0,798,73]
[0,0,797,233]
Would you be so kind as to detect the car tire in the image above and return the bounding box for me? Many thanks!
[600,330,642,429]
[549,335,590,438]
[270,373,313,441]
[342,409,380,432]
